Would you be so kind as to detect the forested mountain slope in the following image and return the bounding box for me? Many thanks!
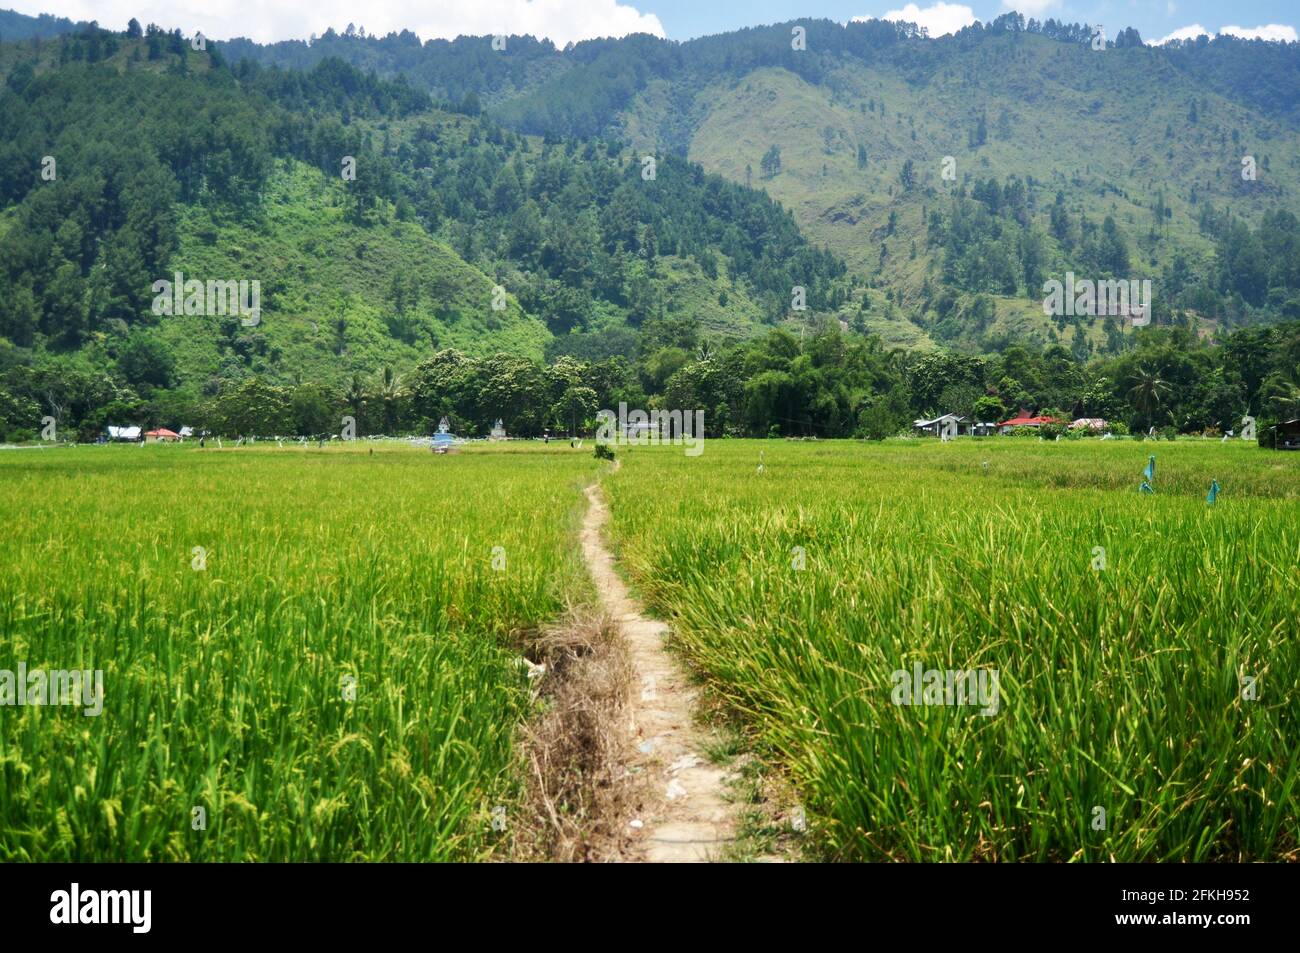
[1,15,1297,444]
[221,16,1300,353]
[0,26,847,433]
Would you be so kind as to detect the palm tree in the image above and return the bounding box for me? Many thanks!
[374,366,405,433]
[345,374,366,425]
[1127,364,1171,432]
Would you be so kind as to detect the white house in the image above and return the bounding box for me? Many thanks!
[913,414,973,438]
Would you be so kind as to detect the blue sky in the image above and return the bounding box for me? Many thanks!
[648,3,1298,43]
[6,1,1297,46]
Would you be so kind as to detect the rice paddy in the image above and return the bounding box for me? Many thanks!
[604,439,1300,861]
[0,442,594,861]
[2,437,1297,862]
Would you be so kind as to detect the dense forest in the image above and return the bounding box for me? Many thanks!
[0,15,1297,445]
[6,311,1297,444]
[0,34,843,348]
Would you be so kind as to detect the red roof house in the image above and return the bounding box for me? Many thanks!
[997,410,1065,433]
[144,428,181,443]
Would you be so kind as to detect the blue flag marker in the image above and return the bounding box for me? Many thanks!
[1139,481,1154,494]
[1207,479,1220,505]
[1143,455,1155,482]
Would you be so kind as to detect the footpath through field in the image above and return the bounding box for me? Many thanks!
[580,468,736,862]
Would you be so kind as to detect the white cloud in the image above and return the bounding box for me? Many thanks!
[999,0,1059,15]
[1155,24,1210,45]
[1220,24,1299,42]
[1,0,665,46]
[856,3,976,37]
[1154,23,1297,45]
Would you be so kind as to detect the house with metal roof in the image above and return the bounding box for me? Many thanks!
[997,410,1066,434]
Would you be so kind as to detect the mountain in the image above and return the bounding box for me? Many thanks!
[0,7,84,42]
[0,26,846,408]
[220,16,1300,353]
[2,16,1299,444]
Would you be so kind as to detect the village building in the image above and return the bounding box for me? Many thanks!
[912,414,998,437]
[913,414,971,437]
[1271,419,1300,450]
[997,410,1066,434]
[1070,418,1108,432]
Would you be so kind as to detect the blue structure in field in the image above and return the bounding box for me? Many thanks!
[432,416,456,453]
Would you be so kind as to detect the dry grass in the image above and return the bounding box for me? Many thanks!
[513,608,644,862]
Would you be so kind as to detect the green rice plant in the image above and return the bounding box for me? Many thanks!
[0,442,595,861]
[606,438,1300,861]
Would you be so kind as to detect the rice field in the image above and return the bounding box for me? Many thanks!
[604,438,1300,861]
[0,442,595,861]
[4,437,1297,863]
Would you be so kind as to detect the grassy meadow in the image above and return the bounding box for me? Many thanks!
[0,442,595,861]
[604,437,1300,861]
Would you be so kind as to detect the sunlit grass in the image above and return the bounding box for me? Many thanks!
[606,438,1300,861]
[0,442,595,861]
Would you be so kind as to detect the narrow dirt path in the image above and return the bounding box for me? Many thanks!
[581,474,736,862]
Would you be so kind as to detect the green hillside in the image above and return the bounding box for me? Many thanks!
[212,16,1300,353]
[161,158,549,378]
[623,33,1300,351]
[0,26,853,438]
[2,16,1298,446]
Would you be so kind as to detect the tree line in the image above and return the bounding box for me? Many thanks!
[5,320,1296,443]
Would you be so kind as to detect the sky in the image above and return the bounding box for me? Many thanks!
[5,1,1296,47]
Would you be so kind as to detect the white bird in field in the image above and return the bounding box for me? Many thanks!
[757,451,766,475]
